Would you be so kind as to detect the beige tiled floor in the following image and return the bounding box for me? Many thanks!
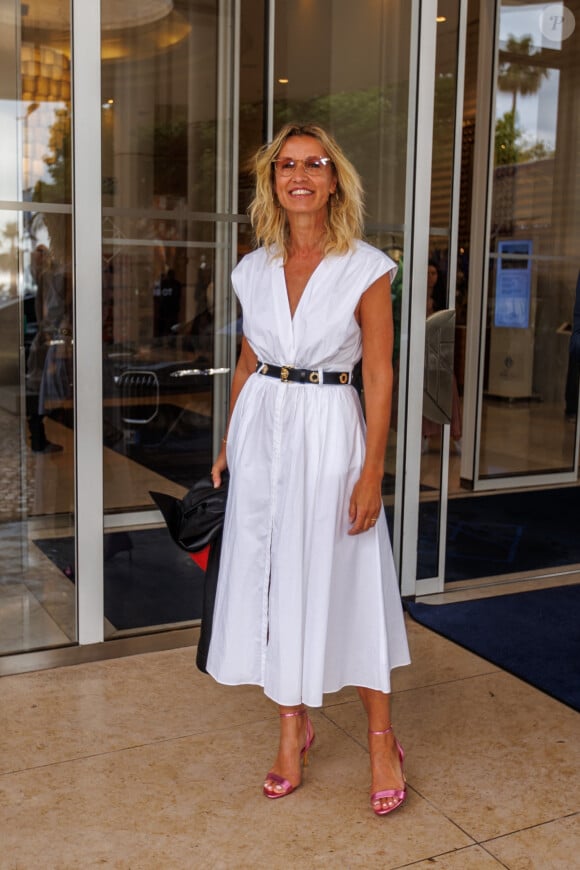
[1,615,578,869]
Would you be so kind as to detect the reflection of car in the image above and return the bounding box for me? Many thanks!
[104,350,227,403]
[103,348,230,488]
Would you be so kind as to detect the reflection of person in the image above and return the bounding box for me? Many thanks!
[427,258,446,315]
[153,267,182,339]
[26,243,71,452]
[572,272,580,360]
[422,260,462,453]
[209,124,410,816]
[564,270,580,419]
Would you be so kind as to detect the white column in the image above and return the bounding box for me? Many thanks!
[72,0,104,644]
[212,0,239,455]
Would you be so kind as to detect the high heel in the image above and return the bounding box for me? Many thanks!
[263,709,315,799]
[368,725,406,816]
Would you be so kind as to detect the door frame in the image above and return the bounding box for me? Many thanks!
[73,0,104,644]
[401,0,468,597]
[36,0,539,645]
[73,0,241,644]
[460,0,580,493]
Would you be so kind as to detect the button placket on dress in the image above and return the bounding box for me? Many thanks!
[260,268,297,675]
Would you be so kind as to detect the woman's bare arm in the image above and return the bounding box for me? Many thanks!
[210,334,257,486]
[348,273,394,534]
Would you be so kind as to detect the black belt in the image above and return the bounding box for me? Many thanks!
[256,361,352,385]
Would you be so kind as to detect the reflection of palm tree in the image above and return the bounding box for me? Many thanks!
[498,35,549,121]
[0,222,19,292]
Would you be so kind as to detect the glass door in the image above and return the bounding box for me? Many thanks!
[0,0,76,654]
[270,0,425,592]
[415,0,467,593]
[463,0,580,490]
[98,0,418,634]
[99,1,242,637]
[439,0,580,590]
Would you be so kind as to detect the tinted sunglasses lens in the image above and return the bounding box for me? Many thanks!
[274,157,330,175]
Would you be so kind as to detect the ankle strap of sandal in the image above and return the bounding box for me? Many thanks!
[279,709,305,719]
[368,725,393,736]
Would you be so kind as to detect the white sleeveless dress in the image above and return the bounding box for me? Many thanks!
[206,240,410,707]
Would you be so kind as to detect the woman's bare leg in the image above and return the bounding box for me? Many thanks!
[357,687,405,813]
[263,704,310,794]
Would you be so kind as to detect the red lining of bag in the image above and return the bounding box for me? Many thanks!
[189,545,210,571]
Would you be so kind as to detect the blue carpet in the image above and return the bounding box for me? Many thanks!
[35,528,204,630]
[407,584,580,711]
[418,486,580,580]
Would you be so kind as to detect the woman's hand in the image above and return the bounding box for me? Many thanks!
[348,471,383,535]
[211,446,228,488]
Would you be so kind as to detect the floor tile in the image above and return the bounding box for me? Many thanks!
[0,617,500,775]
[484,814,580,870]
[1,622,580,868]
[402,844,506,868]
[0,648,274,774]
[0,715,473,870]
[391,614,498,692]
[325,672,580,842]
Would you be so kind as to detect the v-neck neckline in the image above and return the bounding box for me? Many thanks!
[282,256,325,323]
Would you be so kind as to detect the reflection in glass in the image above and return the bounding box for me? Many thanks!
[100,1,238,636]
[273,0,410,240]
[271,0,412,543]
[99,0,414,632]
[479,0,580,479]
[0,2,76,654]
[101,1,224,524]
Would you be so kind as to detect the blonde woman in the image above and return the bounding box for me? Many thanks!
[209,124,410,816]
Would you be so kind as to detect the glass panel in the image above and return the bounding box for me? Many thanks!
[238,0,266,221]
[273,0,412,533]
[480,0,580,479]
[101,0,240,636]
[99,0,415,634]
[417,0,462,579]
[0,0,75,655]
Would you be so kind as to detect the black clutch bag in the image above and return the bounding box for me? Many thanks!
[150,474,229,674]
[150,473,229,553]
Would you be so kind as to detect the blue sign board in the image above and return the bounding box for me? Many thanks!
[494,240,532,329]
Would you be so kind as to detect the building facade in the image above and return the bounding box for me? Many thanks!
[0,0,579,672]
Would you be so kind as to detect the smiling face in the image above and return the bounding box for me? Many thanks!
[273,135,337,219]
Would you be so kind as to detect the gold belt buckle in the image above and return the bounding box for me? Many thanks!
[280,365,291,382]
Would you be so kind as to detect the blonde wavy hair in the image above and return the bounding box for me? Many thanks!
[248,123,364,259]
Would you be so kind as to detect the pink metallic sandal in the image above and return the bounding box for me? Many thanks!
[368,725,407,816]
[263,709,315,799]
